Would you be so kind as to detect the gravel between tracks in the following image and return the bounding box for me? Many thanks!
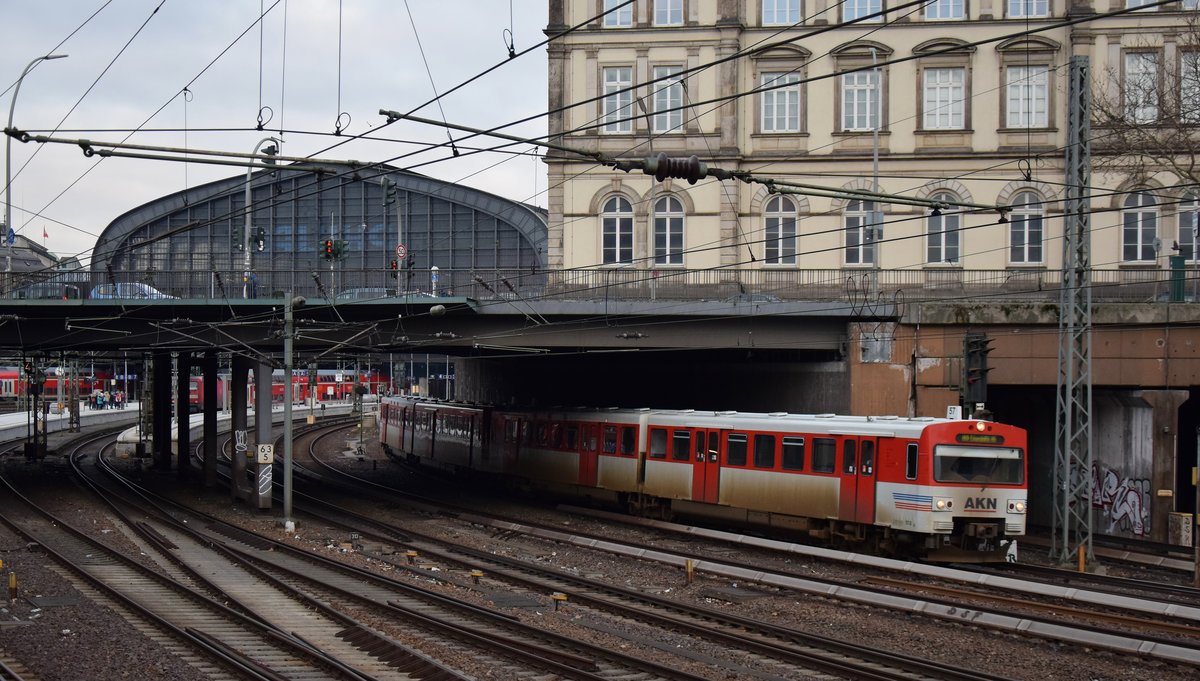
[2,436,1198,681]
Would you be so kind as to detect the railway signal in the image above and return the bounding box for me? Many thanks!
[964,332,993,405]
[322,239,335,259]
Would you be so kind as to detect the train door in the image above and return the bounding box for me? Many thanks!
[502,415,522,473]
[856,439,877,524]
[837,437,878,524]
[579,423,599,486]
[692,429,723,503]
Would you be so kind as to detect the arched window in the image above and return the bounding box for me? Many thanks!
[927,192,961,264]
[1008,191,1044,265]
[601,195,634,264]
[1179,194,1199,262]
[1122,192,1158,262]
[764,196,797,264]
[845,199,878,265]
[653,196,684,266]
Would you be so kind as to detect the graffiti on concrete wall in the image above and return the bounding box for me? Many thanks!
[1092,466,1151,536]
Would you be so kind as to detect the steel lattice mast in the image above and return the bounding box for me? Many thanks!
[1052,55,1095,568]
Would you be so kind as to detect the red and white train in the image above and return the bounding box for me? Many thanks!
[380,396,1029,561]
[0,367,113,403]
[189,369,389,411]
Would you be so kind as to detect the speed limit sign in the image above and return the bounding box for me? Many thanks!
[395,243,407,260]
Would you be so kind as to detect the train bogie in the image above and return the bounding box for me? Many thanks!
[380,396,1029,562]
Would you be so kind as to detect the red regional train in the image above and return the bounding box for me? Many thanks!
[380,396,1029,561]
[0,367,113,403]
[189,369,388,411]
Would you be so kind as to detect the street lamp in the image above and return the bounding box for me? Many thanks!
[243,136,280,299]
[5,53,68,274]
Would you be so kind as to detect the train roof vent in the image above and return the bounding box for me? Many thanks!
[908,417,935,422]
[604,407,620,411]
[680,408,695,413]
[717,410,737,416]
[768,411,788,417]
[816,413,836,418]
[637,407,651,412]
[873,415,899,421]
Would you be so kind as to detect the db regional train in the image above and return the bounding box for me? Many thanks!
[189,369,388,411]
[0,367,113,404]
[380,396,1029,561]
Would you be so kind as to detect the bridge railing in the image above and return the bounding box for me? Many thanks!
[0,266,1191,304]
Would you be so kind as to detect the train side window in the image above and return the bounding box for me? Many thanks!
[695,432,705,460]
[649,428,668,459]
[586,426,597,452]
[551,424,563,449]
[621,426,637,456]
[603,426,617,453]
[906,443,918,480]
[843,440,857,474]
[861,441,874,476]
[782,436,805,471]
[565,425,578,449]
[812,438,836,473]
[521,421,532,445]
[726,433,748,466]
[672,430,691,461]
[537,423,548,445]
[506,419,519,443]
[753,434,776,469]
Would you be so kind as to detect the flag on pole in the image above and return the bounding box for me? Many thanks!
[43,227,48,240]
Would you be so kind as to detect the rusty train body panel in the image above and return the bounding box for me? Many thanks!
[380,396,1029,560]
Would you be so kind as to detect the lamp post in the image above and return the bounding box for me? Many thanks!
[242,136,279,299]
[5,53,68,274]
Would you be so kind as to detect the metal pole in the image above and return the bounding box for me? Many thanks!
[1195,426,1199,587]
[242,137,279,299]
[870,47,881,300]
[283,293,300,529]
[6,53,68,274]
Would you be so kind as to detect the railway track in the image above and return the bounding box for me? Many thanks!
[109,424,729,681]
[3,432,459,681]
[293,436,1200,671]
[280,427,1023,681]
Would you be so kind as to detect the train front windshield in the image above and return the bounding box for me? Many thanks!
[933,445,1024,485]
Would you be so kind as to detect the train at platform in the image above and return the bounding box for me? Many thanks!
[379,396,1029,562]
[0,366,114,404]
[188,369,389,411]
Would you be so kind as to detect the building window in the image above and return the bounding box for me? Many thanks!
[603,0,633,27]
[1122,192,1158,263]
[1007,0,1048,17]
[1009,191,1043,264]
[1182,52,1200,124]
[1185,0,1199,9]
[653,195,685,265]
[654,0,684,25]
[1125,0,1155,8]
[925,0,964,20]
[602,195,634,264]
[603,66,633,133]
[923,67,965,130]
[927,193,961,264]
[1006,65,1048,128]
[1179,194,1199,261]
[652,66,684,133]
[761,72,802,132]
[845,199,877,265]
[764,196,797,264]
[842,70,879,131]
[844,0,882,22]
[763,0,801,24]
[1124,52,1159,124]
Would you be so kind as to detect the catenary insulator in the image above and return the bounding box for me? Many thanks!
[644,152,707,184]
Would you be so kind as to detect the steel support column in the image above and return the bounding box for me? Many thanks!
[1052,55,1095,568]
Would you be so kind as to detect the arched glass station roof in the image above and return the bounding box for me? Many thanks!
[90,163,547,299]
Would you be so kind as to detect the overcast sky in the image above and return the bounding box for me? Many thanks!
[1,0,549,263]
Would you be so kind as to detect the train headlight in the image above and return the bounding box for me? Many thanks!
[934,497,954,512]
[1007,499,1027,514]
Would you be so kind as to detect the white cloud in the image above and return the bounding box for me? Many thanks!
[1,0,549,263]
